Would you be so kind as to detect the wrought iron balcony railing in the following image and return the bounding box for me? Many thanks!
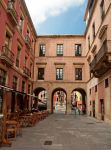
[23,66,31,77]
[90,40,111,77]
[25,35,31,49]
[7,0,18,25]
[0,46,14,66]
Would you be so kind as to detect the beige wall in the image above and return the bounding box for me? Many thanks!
[86,0,111,64]
[34,35,87,113]
[35,35,88,82]
[85,0,111,122]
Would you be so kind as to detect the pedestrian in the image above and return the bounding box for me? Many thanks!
[72,101,77,115]
[82,105,86,115]
[77,107,80,115]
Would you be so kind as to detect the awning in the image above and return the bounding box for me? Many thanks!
[0,85,13,91]
[0,85,26,96]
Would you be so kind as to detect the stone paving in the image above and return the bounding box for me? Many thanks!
[1,114,111,150]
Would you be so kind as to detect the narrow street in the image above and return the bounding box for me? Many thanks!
[1,114,111,150]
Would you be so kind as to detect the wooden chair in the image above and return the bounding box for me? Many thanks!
[6,120,17,140]
[6,127,17,140]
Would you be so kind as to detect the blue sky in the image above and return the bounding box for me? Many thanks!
[25,0,87,35]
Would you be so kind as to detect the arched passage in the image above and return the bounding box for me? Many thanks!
[52,88,67,114]
[71,88,87,114]
[33,87,48,111]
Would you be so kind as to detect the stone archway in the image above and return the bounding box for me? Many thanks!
[71,88,87,114]
[52,88,67,114]
[33,87,48,111]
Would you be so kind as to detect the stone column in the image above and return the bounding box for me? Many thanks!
[47,88,52,113]
[66,92,71,114]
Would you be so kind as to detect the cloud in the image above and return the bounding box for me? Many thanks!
[25,0,85,26]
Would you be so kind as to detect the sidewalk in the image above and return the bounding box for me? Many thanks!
[1,114,111,150]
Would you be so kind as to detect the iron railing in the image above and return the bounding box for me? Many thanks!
[1,46,14,65]
[90,40,111,71]
[7,0,18,24]
[23,66,31,77]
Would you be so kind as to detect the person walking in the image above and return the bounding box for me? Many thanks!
[72,101,77,115]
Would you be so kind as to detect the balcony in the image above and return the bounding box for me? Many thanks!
[7,0,18,25]
[0,46,14,66]
[23,66,31,78]
[25,35,31,49]
[90,40,111,77]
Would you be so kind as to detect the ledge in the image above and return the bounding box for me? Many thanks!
[73,63,85,65]
[54,62,66,65]
[36,62,47,65]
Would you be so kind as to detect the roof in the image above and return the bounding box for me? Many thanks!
[37,34,85,38]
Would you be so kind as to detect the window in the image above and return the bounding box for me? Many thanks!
[75,68,82,80]
[24,56,27,66]
[56,68,63,80]
[39,44,45,56]
[27,28,30,35]
[100,0,105,21]
[57,44,63,56]
[0,69,7,86]
[38,68,44,80]
[90,89,91,95]
[95,85,97,92]
[28,84,31,94]
[92,22,96,40]
[0,89,3,113]
[88,36,90,50]
[105,78,109,88]
[75,44,82,56]
[30,63,32,78]
[19,16,24,33]
[89,0,94,12]
[22,81,25,93]
[5,32,11,48]
[12,76,18,90]
[16,46,21,67]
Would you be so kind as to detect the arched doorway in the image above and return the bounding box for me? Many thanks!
[52,88,67,114]
[71,88,86,114]
[33,87,48,111]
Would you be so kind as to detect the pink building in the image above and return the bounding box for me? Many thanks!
[34,35,87,114]
[0,0,36,114]
[0,0,111,126]
[85,0,111,123]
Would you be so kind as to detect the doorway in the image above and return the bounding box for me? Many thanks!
[71,88,86,115]
[52,88,67,114]
[100,99,104,120]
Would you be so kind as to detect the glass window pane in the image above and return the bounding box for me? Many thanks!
[56,68,63,80]
[57,44,63,56]
[38,68,44,80]
[39,44,46,56]
[75,44,81,56]
[75,68,82,80]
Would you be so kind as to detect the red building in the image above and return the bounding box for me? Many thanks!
[0,0,37,115]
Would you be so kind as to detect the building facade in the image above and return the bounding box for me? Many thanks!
[0,0,111,123]
[85,0,111,123]
[0,0,36,115]
[34,35,88,114]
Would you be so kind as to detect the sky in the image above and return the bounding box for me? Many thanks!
[24,0,88,35]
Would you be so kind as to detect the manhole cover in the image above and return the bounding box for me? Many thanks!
[87,122,94,125]
[44,140,52,145]
[96,122,101,123]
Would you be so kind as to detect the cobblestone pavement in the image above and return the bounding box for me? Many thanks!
[1,114,111,150]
